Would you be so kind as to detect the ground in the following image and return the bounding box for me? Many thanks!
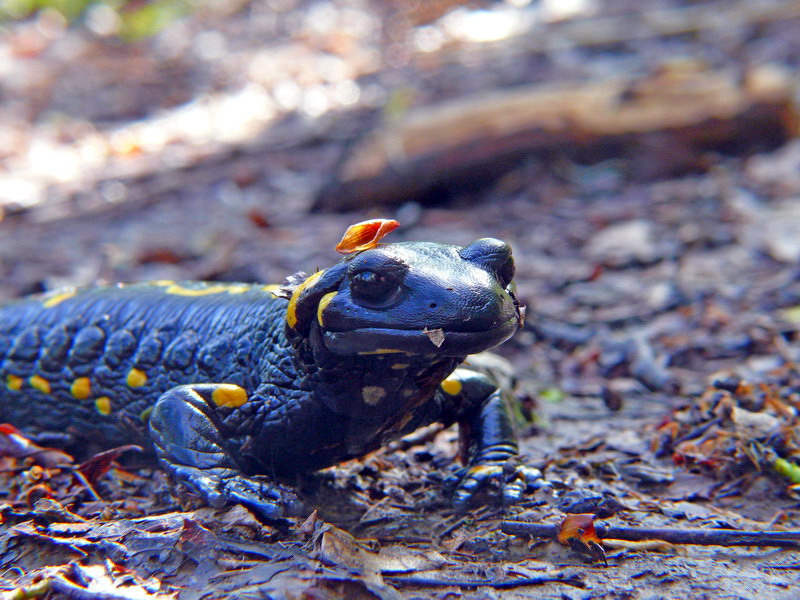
[1,1,800,598]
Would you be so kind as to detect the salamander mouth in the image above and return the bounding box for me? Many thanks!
[321,314,520,357]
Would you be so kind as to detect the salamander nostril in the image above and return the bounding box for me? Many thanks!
[497,256,515,289]
[429,303,437,308]
[459,238,512,271]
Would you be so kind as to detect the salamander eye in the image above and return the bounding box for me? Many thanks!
[350,271,402,307]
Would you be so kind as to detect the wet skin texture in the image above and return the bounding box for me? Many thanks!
[0,238,541,518]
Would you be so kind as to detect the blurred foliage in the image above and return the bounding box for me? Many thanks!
[0,0,197,40]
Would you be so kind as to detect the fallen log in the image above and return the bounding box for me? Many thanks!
[315,64,797,210]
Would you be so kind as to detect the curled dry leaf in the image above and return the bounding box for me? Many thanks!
[335,219,400,254]
[557,513,607,565]
[314,521,446,576]
[557,513,602,546]
[78,445,142,485]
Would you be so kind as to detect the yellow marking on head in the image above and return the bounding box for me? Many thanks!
[6,374,23,391]
[316,292,338,327]
[358,349,407,355]
[126,368,148,388]
[211,384,248,408]
[165,283,250,297]
[95,397,112,416]
[222,284,249,294]
[362,386,386,406]
[29,375,51,394]
[440,378,463,396]
[42,289,77,308]
[71,377,91,400]
[151,280,175,286]
[391,363,410,370]
[286,270,325,329]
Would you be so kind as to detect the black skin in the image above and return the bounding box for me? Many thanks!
[0,238,542,518]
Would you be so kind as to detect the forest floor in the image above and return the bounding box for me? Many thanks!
[2,1,800,598]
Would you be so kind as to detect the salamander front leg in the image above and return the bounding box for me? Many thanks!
[439,367,547,510]
[148,383,303,519]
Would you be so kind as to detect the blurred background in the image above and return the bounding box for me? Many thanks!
[2,0,798,292]
[3,3,800,594]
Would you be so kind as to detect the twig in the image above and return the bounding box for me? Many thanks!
[70,469,103,502]
[438,515,469,540]
[761,563,800,570]
[501,520,800,548]
[386,573,586,589]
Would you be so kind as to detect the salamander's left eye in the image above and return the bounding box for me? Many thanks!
[350,271,402,307]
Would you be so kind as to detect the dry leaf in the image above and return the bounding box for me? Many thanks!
[335,219,400,254]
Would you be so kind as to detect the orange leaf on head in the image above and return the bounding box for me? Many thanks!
[335,219,400,254]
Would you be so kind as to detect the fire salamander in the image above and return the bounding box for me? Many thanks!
[0,220,541,518]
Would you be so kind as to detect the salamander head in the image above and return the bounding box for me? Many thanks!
[285,237,523,357]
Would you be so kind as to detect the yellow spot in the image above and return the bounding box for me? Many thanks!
[151,280,175,286]
[42,289,77,308]
[165,283,250,297]
[317,292,337,326]
[286,270,325,328]
[391,363,410,370]
[211,384,248,408]
[126,368,148,388]
[468,464,504,477]
[29,375,51,394]
[71,377,91,400]
[362,386,386,406]
[95,397,112,416]
[358,349,407,355]
[441,378,463,396]
[6,374,23,390]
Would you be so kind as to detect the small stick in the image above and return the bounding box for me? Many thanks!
[70,469,103,502]
[501,520,800,548]
[387,574,586,589]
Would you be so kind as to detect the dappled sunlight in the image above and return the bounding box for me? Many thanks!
[0,0,611,214]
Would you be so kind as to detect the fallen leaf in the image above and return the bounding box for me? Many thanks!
[78,445,142,485]
[557,513,607,565]
[335,219,400,254]
[313,521,447,578]
[557,513,602,546]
